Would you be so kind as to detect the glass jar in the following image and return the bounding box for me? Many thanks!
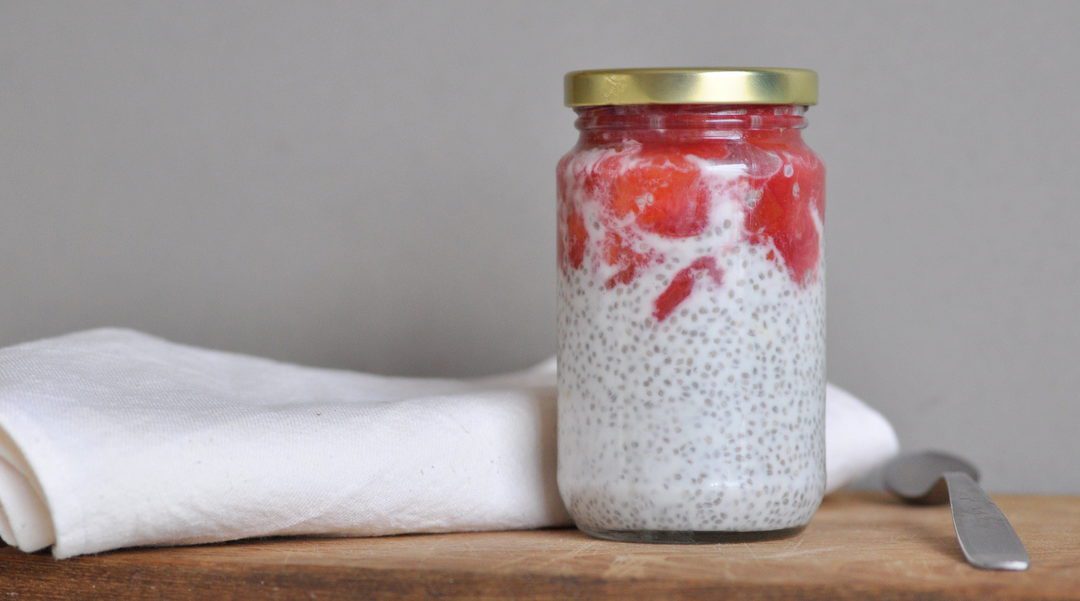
[556,68,826,542]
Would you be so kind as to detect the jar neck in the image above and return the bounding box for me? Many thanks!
[575,104,807,145]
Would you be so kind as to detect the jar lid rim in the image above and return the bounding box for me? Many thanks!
[564,67,818,107]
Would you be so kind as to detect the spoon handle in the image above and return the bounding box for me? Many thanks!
[944,471,1030,570]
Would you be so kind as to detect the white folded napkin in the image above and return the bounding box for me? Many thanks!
[0,329,897,558]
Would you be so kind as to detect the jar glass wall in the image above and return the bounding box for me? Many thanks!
[556,74,826,542]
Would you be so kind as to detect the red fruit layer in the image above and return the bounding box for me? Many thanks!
[559,105,823,317]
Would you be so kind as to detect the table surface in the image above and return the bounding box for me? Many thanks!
[1,492,1078,600]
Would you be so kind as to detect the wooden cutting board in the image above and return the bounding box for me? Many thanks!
[1,492,1077,600]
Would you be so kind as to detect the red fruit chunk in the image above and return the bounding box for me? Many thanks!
[603,232,650,289]
[653,257,724,321]
[564,209,587,270]
[611,154,709,238]
[556,154,589,273]
[744,134,825,285]
[745,178,816,284]
[583,153,622,197]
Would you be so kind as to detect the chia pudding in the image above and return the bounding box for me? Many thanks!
[556,85,826,541]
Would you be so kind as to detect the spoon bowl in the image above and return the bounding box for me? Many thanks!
[884,450,979,504]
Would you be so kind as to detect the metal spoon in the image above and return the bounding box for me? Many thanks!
[883,450,1029,571]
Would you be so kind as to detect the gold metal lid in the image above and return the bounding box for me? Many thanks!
[564,67,818,107]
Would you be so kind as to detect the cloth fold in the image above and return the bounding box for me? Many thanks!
[0,329,897,558]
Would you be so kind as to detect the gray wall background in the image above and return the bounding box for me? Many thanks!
[2,1,1078,493]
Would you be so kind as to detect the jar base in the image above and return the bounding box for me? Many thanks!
[579,525,806,544]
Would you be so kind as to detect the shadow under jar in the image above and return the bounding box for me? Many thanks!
[556,68,826,543]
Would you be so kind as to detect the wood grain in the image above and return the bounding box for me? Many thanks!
[0,492,1077,600]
